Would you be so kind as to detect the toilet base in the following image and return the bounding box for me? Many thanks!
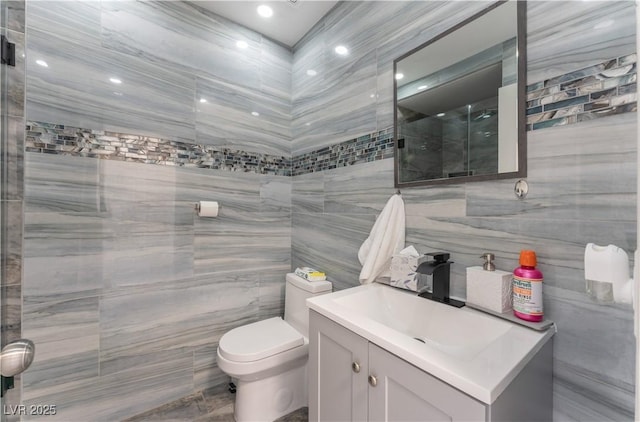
[234,362,307,422]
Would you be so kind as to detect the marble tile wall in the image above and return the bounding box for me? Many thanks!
[291,1,636,421]
[22,153,291,421]
[21,1,292,420]
[295,46,637,179]
[0,0,25,417]
[26,1,292,155]
[17,0,639,420]
[292,1,492,156]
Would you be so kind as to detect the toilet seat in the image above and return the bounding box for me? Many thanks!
[219,317,304,363]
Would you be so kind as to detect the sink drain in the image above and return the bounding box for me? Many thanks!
[413,337,426,344]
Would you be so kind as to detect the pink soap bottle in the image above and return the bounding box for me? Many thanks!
[512,250,544,322]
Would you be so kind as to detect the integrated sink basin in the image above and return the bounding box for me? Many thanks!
[306,282,555,404]
[333,283,511,360]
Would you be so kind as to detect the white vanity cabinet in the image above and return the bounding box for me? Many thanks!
[309,310,553,422]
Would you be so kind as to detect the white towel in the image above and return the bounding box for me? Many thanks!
[358,194,406,284]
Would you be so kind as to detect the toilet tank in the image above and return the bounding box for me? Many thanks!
[284,273,332,337]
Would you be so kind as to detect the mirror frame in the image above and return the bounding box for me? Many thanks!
[393,0,527,188]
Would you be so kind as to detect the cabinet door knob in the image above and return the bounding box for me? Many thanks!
[352,362,361,373]
[368,375,378,387]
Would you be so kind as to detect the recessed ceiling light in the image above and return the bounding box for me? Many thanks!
[199,98,207,103]
[395,73,404,80]
[257,5,273,18]
[306,69,317,76]
[437,113,445,117]
[35,59,48,67]
[418,85,428,90]
[251,111,260,117]
[236,40,248,49]
[109,77,122,84]
[334,45,348,55]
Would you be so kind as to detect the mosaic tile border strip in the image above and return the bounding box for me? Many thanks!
[526,53,637,130]
[25,122,292,176]
[291,128,395,176]
[25,122,395,177]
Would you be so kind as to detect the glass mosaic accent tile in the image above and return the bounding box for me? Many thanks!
[26,121,394,177]
[526,53,637,130]
[26,122,292,176]
[291,128,395,176]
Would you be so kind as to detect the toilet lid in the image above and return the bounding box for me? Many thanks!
[219,317,304,362]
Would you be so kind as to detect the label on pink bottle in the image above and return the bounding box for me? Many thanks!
[513,275,543,316]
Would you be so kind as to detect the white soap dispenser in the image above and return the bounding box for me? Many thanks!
[466,253,513,313]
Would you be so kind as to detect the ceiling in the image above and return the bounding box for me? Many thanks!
[196,1,339,48]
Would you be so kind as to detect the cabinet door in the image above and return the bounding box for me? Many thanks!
[309,310,369,422]
[368,344,486,422]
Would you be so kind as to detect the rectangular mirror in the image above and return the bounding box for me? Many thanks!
[394,0,526,187]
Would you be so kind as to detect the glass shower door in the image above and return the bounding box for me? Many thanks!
[0,0,6,414]
[0,1,32,417]
[0,0,6,412]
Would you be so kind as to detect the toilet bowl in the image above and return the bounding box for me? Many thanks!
[217,273,332,422]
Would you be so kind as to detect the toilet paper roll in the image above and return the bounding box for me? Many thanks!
[197,201,219,217]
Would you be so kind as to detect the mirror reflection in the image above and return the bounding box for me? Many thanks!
[394,1,525,186]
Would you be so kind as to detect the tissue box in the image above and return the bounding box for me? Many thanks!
[390,254,419,290]
[466,266,513,313]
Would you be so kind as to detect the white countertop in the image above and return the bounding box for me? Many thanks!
[307,283,555,404]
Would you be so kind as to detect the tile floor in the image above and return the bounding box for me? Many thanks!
[123,383,308,422]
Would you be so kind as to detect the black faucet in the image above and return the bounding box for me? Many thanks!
[416,252,465,308]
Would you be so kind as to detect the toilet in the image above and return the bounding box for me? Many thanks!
[217,273,332,422]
